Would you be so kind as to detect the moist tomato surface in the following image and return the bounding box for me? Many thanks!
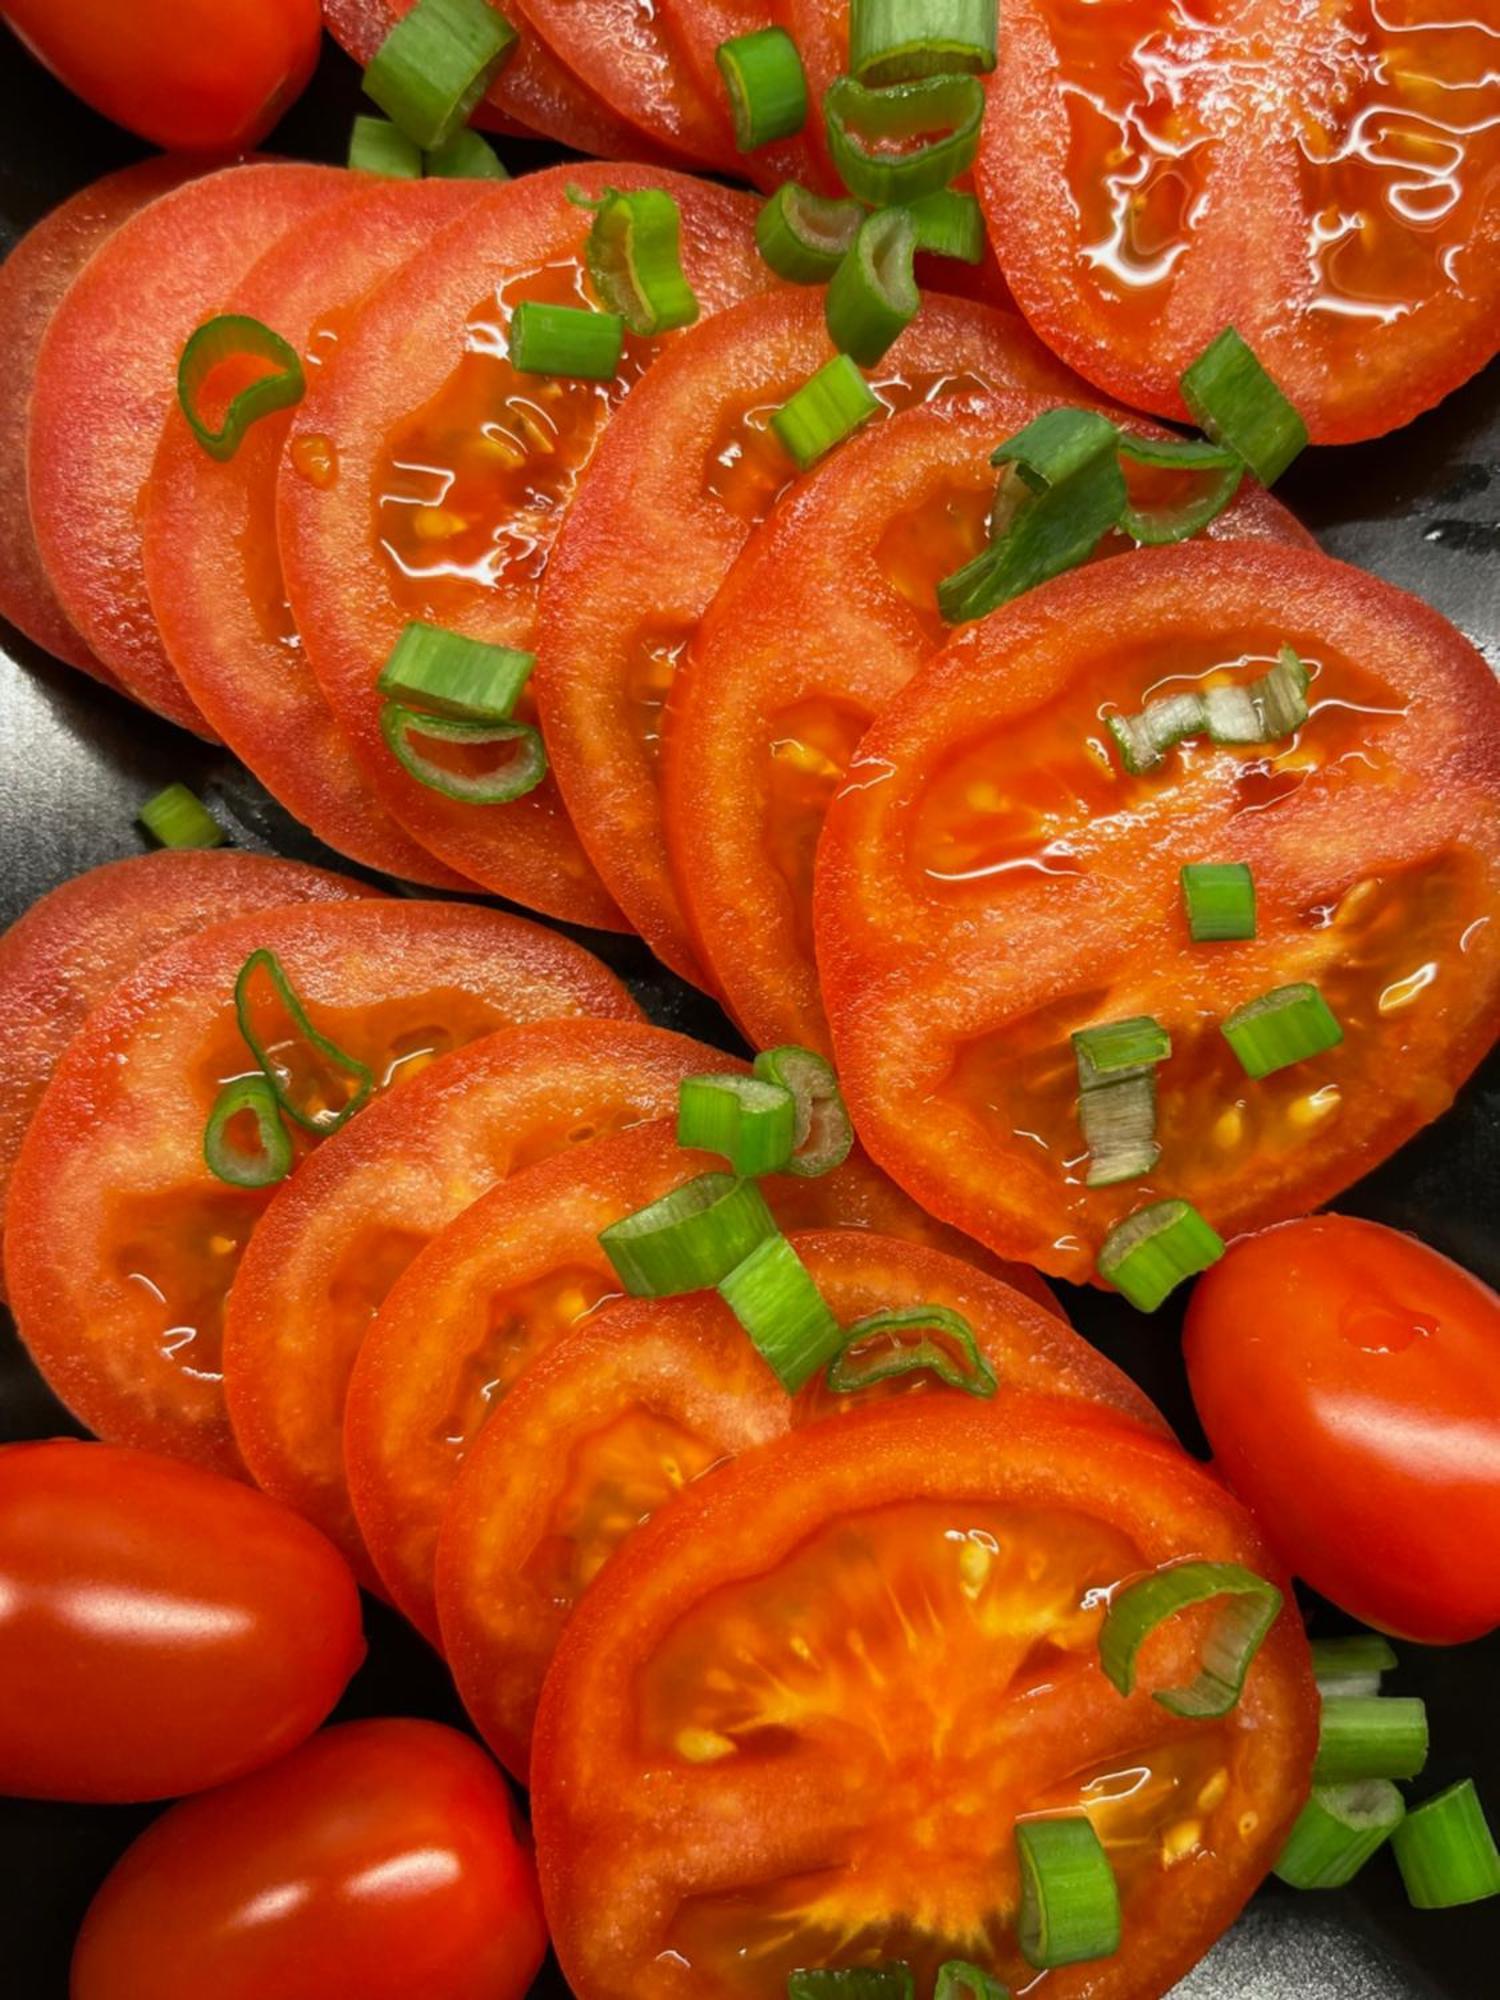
[815,540,1500,1283]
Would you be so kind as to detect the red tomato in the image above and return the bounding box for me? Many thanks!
[0,1440,363,1803]
[2,0,320,151]
[71,1719,547,2000]
[1185,1215,1500,1645]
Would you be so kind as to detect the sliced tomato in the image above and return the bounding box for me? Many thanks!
[667,392,1312,1056]
[978,0,1500,442]
[532,1395,1317,1996]
[143,178,485,889]
[816,541,1500,1284]
[28,163,353,736]
[3,900,634,1477]
[278,164,768,926]
[435,1225,1163,1775]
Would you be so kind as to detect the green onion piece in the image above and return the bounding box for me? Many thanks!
[716,28,809,151]
[826,1303,998,1399]
[1180,326,1308,487]
[824,73,986,206]
[137,783,224,850]
[752,1045,855,1176]
[203,1074,294,1189]
[349,114,423,178]
[1072,1015,1171,1085]
[1116,432,1244,545]
[771,354,882,472]
[424,126,509,178]
[1098,1199,1225,1312]
[787,1969,915,1999]
[1105,690,1207,776]
[935,1966,1010,2000]
[177,314,305,463]
[755,182,864,284]
[584,186,699,337]
[1274,1782,1406,1890]
[676,1074,797,1178]
[600,1172,778,1296]
[1099,1559,1283,1718]
[1392,1781,1500,1910]
[826,207,920,369]
[904,189,985,264]
[1222,982,1343,1080]
[362,0,517,149]
[1079,1074,1159,1188]
[850,0,998,84]
[1312,1634,1399,1699]
[719,1232,843,1393]
[1181,862,1256,942]
[1314,1695,1429,1784]
[234,949,374,1137]
[1015,1816,1121,1969]
[376,621,533,721]
[380,704,548,803]
[508,301,625,380]
[1203,646,1311,743]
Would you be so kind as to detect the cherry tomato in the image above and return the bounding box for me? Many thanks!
[71,1719,548,2000]
[0,1439,363,1803]
[1185,1215,1500,1645]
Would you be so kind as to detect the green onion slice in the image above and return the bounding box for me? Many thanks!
[1117,432,1244,546]
[771,354,881,472]
[716,27,809,151]
[1079,1074,1159,1189]
[1180,326,1308,487]
[1098,1200,1225,1312]
[362,0,517,149]
[904,188,985,264]
[850,0,998,85]
[1204,646,1311,743]
[1392,1780,1500,1909]
[425,126,509,178]
[1311,1633,1399,1698]
[752,1045,855,1177]
[380,703,548,804]
[584,186,699,337]
[1275,1782,1406,1891]
[755,182,864,284]
[1105,690,1209,776]
[1221,981,1343,1080]
[1314,1695,1429,1784]
[203,1074,294,1189]
[1181,862,1256,942]
[676,1073,797,1178]
[508,300,624,380]
[349,114,423,178]
[935,1965,1010,2000]
[824,73,986,206]
[137,783,224,850]
[826,1303,998,1399]
[1100,1559,1282,1718]
[600,1173,778,1296]
[719,1232,842,1394]
[234,949,374,1137]
[788,1968,915,1999]
[1015,1815,1121,1969]
[826,206,920,369]
[177,315,305,463]
[1072,1015,1171,1085]
[376,621,533,721]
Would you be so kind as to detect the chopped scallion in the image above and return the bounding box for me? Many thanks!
[1314,1695,1429,1784]
[826,206,920,368]
[1312,1633,1399,1699]
[583,186,699,337]
[349,114,423,178]
[600,1172,778,1296]
[716,28,809,151]
[752,1045,855,1176]
[508,300,624,380]
[826,1303,998,1399]
[137,783,224,850]
[377,621,533,720]
[1392,1781,1500,1909]
[1203,646,1310,743]
[1116,431,1244,545]
[234,949,374,1136]
[904,188,985,265]
[719,1232,842,1393]
[380,704,548,803]
[755,182,864,284]
[1275,1782,1406,1890]
[1180,326,1308,487]
[1079,1074,1159,1188]
[1181,863,1256,942]
[677,1073,797,1178]
[1098,1199,1225,1312]
[850,0,998,85]
[424,126,509,178]
[1099,1559,1283,1718]
[1221,982,1342,1080]
[1073,1015,1171,1085]
[177,314,305,463]
[1105,690,1209,776]
[788,1968,916,1999]
[1015,1816,1121,1969]
[935,1966,1009,2000]
[771,354,881,472]
[203,1074,293,1189]
[362,0,517,150]
[824,72,986,205]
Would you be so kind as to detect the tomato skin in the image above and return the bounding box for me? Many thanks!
[0,1440,364,1803]
[71,1719,548,2000]
[1185,1216,1500,1645]
[3,0,320,150]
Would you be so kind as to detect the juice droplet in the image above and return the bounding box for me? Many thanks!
[291,433,338,489]
[1340,1301,1434,1355]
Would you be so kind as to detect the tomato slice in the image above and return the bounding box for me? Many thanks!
[816,541,1500,1283]
[533,1395,1317,1995]
[979,0,1500,443]
[667,392,1312,1057]
[435,1223,1164,1776]
[278,164,768,926]
[3,900,634,1477]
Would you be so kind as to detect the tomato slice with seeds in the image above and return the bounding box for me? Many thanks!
[435,1224,1163,1775]
[816,541,1500,1284]
[3,900,633,1477]
[532,1395,1317,1997]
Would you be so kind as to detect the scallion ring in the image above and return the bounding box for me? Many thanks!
[935,1965,1010,2000]
[177,315,305,463]
[850,0,998,85]
[826,206,920,368]
[362,0,518,150]
[1072,1015,1171,1086]
[599,1172,778,1296]
[348,114,423,178]
[203,1074,294,1189]
[716,27,809,151]
[770,354,881,472]
[1314,1695,1430,1784]
[1079,1074,1159,1188]
[584,186,699,337]
[1392,1780,1500,1909]
[1180,326,1308,487]
[1180,862,1256,942]
[425,126,509,179]
[824,72,986,206]
[1015,1815,1121,1969]
[1221,982,1343,1080]
[904,188,985,264]
[787,1968,916,1999]
[676,1073,797,1178]
[1099,1559,1283,1718]
[233,949,374,1137]
[1311,1633,1399,1699]
[755,182,864,284]
[718,1232,843,1393]
[508,300,625,380]
[380,703,549,804]
[1097,1200,1225,1312]
[137,783,224,850]
[826,1304,998,1399]
[1117,432,1244,545]
[751,1045,854,1176]
[377,622,533,721]
[1274,1782,1406,1891]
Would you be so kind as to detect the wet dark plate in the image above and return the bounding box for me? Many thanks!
[1,29,1496,2000]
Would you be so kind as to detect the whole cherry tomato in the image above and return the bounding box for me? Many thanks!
[0,1439,364,1801]
[1,0,320,151]
[1185,1215,1500,1644]
[71,1720,549,2000]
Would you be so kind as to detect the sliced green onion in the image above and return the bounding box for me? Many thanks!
[362,0,517,150]
[177,315,305,463]
[850,0,998,85]
[716,28,808,151]
[1275,1782,1406,1890]
[1314,1695,1429,1784]
[755,182,864,284]
[376,621,533,721]
[234,949,374,1137]
[676,1074,796,1178]
[424,126,509,178]
[137,783,224,850]
[788,1969,915,1999]
[380,704,548,803]
[1098,1200,1225,1312]
[1105,690,1210,776]
[1312,1634,1399,1699]
[203,1075,293,1189]
[719,1232,842,1394]
[1222,982,1343,1080]
[600,1173,777,1296]
[508,300,624,380]
[1203,646,1311,743]
[1181,863,1256,942]
[1100,1559,1282,1718]
[826,207,919,368]
[1079,1074,1159,1188]
[904,188,985,264]
[1180,326,1308,487]
[935,1966,1009,2000]
[583,186,699,337]
[1117,432,1243,545]
[752,1045,855,1177]
[826,1304,998,1399]
[1072,1015,1171,1085]
[349,114,423,178]
[1015,1816,1121,1969]
[771,354,881,472]
[1392,1781,1500,1909]
[824,73,986,206]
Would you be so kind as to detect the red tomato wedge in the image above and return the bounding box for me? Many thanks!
[816,541,1500,1284]
[346,1115,1066,1645]
[667,393,1312,1056]
[278,164,768,926]
[436,1226,1160,1776]
[536,286,1085,986]
[4,900,634,1477]
[533,1396,1317,1997]
[28,162,354,736]
[143,178,486,888]
[978,0,1500,443]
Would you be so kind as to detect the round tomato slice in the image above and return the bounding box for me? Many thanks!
[978,0,1500,443]
[436,1226,1163,1775]
[667,390,1312,1056]
[536,286,1084,986]
[532,1395,1317,1997]
[278,163,767,926]
[29,162,353,736]
[816,541,1500,1284]
[3,899,633,1477]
